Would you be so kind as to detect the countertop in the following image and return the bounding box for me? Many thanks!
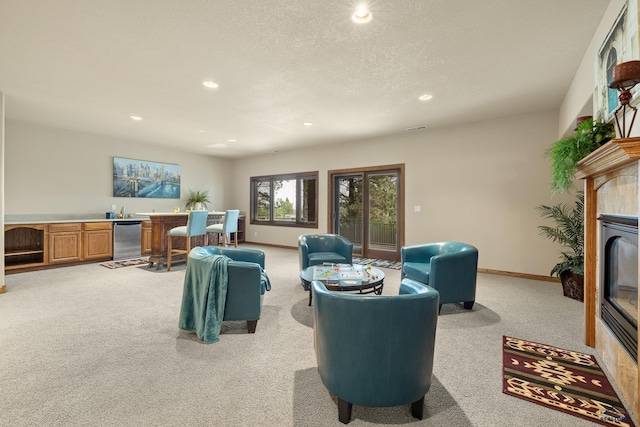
[4,214,150,225]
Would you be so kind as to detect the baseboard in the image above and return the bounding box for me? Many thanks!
[243,241,297,250]
[477,268,558,283]
[0,284,6,294]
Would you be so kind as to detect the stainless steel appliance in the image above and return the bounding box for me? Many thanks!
[113,221,142,260]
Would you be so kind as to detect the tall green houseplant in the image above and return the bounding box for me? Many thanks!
[536,192,584,301]
[547,118,615,193]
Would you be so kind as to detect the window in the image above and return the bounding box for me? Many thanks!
[250,172,318,227]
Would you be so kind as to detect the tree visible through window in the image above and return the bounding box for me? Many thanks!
[250,172,318,227]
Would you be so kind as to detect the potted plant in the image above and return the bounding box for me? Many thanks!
[536,192,585,301]
[185,189,210,211]
[547,117,615,193]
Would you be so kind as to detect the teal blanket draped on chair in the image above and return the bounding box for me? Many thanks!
[179,254,231,343]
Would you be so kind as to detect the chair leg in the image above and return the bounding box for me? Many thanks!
[438,304,442,314]
[463,300,475,310]
[247,320,257,333]
[232,231,237,247]
[411,396,424,419]
[338,398,352,424]
[167,235,172,271]
[223,232,228,247]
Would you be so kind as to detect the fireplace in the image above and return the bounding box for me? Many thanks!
[599,214,638,363]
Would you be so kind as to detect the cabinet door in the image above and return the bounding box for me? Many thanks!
[83,230,113,259]
[49,232,82,263]
[141,221,152,255]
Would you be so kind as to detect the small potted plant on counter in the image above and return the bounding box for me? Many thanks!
[185,189,210,211]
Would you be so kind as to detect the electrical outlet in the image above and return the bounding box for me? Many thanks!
[111,205,117,211]
[254,231,258,236]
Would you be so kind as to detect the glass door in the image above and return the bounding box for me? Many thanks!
[331,166,403,261]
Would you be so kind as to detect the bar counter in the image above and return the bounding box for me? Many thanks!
[136,211,226,269]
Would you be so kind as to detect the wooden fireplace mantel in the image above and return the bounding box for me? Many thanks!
[576,136,640,180]
[575,137,640,418]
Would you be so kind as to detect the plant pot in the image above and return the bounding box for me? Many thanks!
[559,271,584,302]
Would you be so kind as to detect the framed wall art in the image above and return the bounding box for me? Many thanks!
[594,0,640,123]
[113,157,180,198]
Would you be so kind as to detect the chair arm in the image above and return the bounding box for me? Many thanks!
[223,261,263,321]
[298,236,311,270]
[335,236,354,264]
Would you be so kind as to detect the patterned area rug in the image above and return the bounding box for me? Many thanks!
[502,336,635,427]
[351,257,402,270]
[100,257,149,269]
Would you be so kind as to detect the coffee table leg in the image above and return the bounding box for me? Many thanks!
[308,287,313,306]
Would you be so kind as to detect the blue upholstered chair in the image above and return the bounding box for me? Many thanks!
[179,246,270,341]
[298,234,353,272]
[401,241,478,312]
[206,209,240,247]
[312,278,439,424]
[167,210,209,271]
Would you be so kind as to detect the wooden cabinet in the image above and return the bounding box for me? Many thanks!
[141,220,152,255]
[48,223,82,263]
[237,216,246,243]
[83,222,112,260]
[4,224,47,271]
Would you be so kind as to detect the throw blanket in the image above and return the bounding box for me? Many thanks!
[179,254,231,343]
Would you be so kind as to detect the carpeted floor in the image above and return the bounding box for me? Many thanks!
[502,336,635,427]
[1,244,637,426]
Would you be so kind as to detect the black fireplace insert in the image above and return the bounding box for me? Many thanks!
[599,214,638,363]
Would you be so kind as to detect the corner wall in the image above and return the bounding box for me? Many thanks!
[231,109,572,277]
[1,93,5,294]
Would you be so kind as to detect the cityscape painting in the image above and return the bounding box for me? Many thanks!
[113,157,180,198]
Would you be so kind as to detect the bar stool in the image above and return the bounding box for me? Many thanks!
[167,210,209,271]
[206,210,240,247]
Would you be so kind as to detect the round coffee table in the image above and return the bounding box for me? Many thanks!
[300,264,385,306]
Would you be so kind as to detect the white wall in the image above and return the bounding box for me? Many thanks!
[559,0,627,136]
[231,110,573,277]
[1,93,5,292]
[4,121,232,216]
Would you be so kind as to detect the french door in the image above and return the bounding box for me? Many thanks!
[329,165,404,261]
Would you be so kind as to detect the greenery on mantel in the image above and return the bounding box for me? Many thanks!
[546,118,615,193]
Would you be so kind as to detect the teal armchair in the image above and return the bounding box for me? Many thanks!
[401,241,478,312]
[312,278,439,423]
[179,246,270,342]
[298,234,353,273]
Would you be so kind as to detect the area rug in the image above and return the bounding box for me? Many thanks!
[502,336,635,427]
[351,257,402,270]
[100,257,149,269]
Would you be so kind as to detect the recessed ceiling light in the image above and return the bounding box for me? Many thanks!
[352,6,372,24]
[303,122,313,126]
[419,94,433,101]
[227,139,237,142]
[198,129,206,133]
[206,143,227,148]
[203,81,219,89]
[130,116,143,121]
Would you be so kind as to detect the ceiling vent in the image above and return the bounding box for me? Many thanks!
[406,126,428,132]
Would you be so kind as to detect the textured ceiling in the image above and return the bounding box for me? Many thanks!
[0,1,610,158]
